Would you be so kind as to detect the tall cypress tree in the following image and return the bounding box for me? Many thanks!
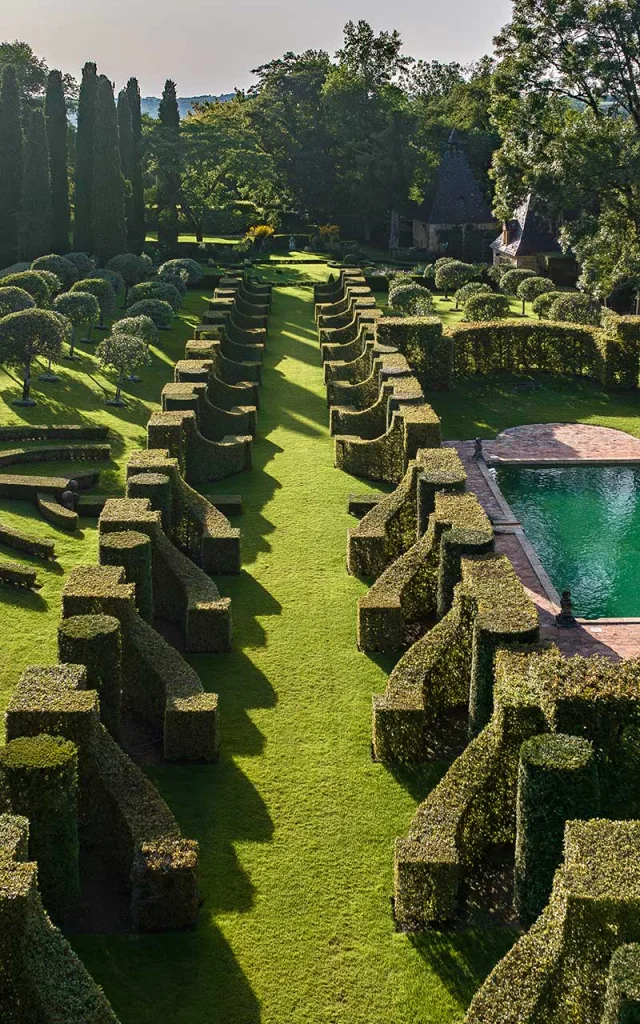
[19,109,51,260]
[117,89,133,233]
[126,77,145,252]
[157,78,180,251]
[74,61,97,253]
[45,70,70,253]
[0,66,23,266]
[91,75,127,263]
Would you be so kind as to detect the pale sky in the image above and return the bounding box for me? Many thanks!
[3,0,514,96]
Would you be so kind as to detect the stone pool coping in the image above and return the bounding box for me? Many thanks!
[446,435,640,660]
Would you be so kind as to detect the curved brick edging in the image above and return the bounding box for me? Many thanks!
[484,422,640,464]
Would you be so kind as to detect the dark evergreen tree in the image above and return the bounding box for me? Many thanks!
[0,66,23,266]
[91,75,127,263]
[126,77,145,252]
[117,89,133,234]
[157,78,180,250]
[45,70,70,252]
[19,109,51,260]
[74,61,97,252]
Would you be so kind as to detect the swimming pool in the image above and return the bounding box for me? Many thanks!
[495,464,640,619]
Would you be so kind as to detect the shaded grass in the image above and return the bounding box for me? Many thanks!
[426,372,640,442]
[68,284,514,1023]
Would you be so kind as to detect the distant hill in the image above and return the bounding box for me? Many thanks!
[141,94,234,119]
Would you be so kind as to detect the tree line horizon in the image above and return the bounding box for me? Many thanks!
[0,2,638,301]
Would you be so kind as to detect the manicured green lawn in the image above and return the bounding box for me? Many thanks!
[426,372,640,441]
[2,263,638,1023]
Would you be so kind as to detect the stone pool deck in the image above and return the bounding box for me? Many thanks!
[446,426,640,661]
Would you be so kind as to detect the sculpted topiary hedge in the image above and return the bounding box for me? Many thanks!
[0,813,120,1022]
[465,820,640,1024]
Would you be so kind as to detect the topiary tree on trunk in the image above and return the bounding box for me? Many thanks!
[0,308,67,405]
[91,75,127,264]
[106,252,150,304]
[45,70,71,253]
[0,66,23,266]
[516,276,554,315]
[32,254,78,290]
[70,277,116,328]
[0,286,35,317]
[96,333,151,406]
[53,290,100,355]
[0,270,53,307]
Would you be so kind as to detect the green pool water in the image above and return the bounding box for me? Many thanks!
[495,465,640,619]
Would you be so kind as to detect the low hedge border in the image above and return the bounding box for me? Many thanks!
[0,425,109,442]
[36,493,78,532]
[0,443,111,469]
[0,520,56,559]
[0,559,39,589]
[0,471,99,500]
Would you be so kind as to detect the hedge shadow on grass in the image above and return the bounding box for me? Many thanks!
[75,919,262,1024]
[409,927,517,1010]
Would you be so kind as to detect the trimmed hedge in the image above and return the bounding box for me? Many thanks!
[183,338,262,396]
[330,374,424,440]
[549,291,601,326]
[0,423,109,442]
[394,644,640,929]
[162,380,257,440]
[0,733,80,921]
[465,820,640,1023]
[448,319,604,378]
[0,443,110,469]
[0,560,38,589]
[602,944,640,1023]
[147,409,251,485]
[376,317,453,389]
[347,447,466,580]
[126,448,241,575]
[600,314,640,388]
[514,732,599,928]
[61,565,220,760]
[6,662,201,931]
[99,530,154,623]
[359,491,494,653]
[36,493,78,532]
[328,353,411,411]
[0,814,120,1022]
[58,614,123,738]
[335,402,442,486]
[98,498,232,653]
[0,520,55,559]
